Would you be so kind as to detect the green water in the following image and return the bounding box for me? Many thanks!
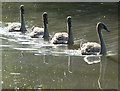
[0,2,118,89]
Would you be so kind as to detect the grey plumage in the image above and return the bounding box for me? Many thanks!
[29,12,49,39]
[8,5,27,33]
[80,22,110,55]
[51,16,74,45]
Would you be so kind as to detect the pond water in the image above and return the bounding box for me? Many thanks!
[0,2,118,89]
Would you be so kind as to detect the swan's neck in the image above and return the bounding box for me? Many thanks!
[98,29,106,55]
[20,11,26,33]
[43,23,49,40]
[67,24,74,45]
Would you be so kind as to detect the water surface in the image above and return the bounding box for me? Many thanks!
[1,2,118,89]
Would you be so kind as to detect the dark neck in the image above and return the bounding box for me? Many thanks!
[67,24,74,45]
[20,12,26,33]
[43,23,49,40]
[98,29,106,55]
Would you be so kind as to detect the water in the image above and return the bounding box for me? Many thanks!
[0,2,118,89]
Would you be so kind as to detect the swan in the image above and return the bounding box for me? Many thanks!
[8,5,27,33]
[28,12,49,39]
[51,16,74,45]
[80,22,110,55]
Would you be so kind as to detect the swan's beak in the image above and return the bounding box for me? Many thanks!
[105,26,110,32]
[20,5,24,14]
[106,29,110,32]
[43,12,48,24]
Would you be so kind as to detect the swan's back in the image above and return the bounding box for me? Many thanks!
[51,32,68,44]
[28,27,44,38]
[8,23,21,32]
[80,42,100,55]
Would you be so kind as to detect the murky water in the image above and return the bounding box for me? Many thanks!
[0,2,118,89]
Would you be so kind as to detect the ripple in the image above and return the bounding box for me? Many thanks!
[19,41,38,45]
[0,37,8,40]
[106,51,118,56]
[64,50,81,56]
[13,48,38,51]
[0,45,12,47]
[7,39,17,42]
[16,38,30,42]
[10,72,21,75]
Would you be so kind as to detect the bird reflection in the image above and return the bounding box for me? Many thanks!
[43,54,48,64]
[98,59,102,89]
[83,55,109,89]
[83,55,103,89]
[97,56,108,89]
[19,51,24,58]
[68,56,72,73]
[83,55,101,64]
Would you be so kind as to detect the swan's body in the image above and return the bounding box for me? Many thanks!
[28,27,44,38]
[29,12,49,39]
[8,23,21,32]
[80,42,100,55]
[51,16,74,45]
[80,22,110,55]
[8,5,27,33]
[51,32,68,44]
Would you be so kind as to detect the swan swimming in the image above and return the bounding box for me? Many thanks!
[80,22,110,55]
[28,12,49,40]
[8,5,27,33]
[51,16,74,45]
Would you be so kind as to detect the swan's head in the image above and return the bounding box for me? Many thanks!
[67,16,72,27]
[20,5,24,14]
[43,12,48,24]
[96,22,110,32]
